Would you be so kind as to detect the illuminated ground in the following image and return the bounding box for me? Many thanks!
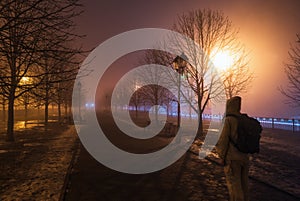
[0,118,299,201]
[0,124,77,200]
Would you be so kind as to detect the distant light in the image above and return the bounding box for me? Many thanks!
[85,102,95,108]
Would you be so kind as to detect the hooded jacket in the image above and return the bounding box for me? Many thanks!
[215,96,249,162]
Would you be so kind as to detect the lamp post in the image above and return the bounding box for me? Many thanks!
[134,83,140,118]
[172,53,188,128]
[20,77,30,124]
[77,81,82,122]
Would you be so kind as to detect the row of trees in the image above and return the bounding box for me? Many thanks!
[0,0,84,141]
[2,4,297,142]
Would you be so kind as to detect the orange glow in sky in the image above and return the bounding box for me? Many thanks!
[78,0,300,118]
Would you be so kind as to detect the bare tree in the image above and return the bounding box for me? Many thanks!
[0,1,44,141]
[220,47,253,98]
[0,0,83,141]
[34,49,80,126]
[171,9,252,135]
[280,34,300,107]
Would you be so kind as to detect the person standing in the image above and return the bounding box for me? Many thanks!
[216,96,249,201]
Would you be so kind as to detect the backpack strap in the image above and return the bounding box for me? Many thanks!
[225,114,240,149]
[228,135,238,149]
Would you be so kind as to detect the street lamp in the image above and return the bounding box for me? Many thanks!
[134,83,140,118]
[172,53,188,128]
[77,81,82,122]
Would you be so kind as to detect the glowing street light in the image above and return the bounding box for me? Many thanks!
[211,49,234,71]
[20,76,30,84]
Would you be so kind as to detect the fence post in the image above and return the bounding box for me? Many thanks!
[272,118,274,129]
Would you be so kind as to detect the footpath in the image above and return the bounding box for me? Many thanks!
[63,120,300,201]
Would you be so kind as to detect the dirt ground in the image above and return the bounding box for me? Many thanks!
[249,128,300,198]
[0,124,77,201]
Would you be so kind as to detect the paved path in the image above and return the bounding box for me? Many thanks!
[64,142,299,201]
[63,114,300,201]
[64,143,229,201]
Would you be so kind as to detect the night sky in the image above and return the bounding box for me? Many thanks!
[75,0,300,118]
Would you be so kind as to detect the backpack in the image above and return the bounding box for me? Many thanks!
[226,114,263,154]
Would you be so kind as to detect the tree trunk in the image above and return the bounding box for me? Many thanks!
[135,105,138,118]
[63,103,69,124]
[197,112,203,138]
[2,99,6,122]
[37,106,41,123]
[197,95,203,137]
[68,102,71,120]
[45,101,49,126]
[45,87,49,127]
[44,77,50,127]
[58,102,61,123]
[24,102,28,126]
[64,103,68,117]
[166,103,169,117]
[6,91,15,142]
[155,101,159,122]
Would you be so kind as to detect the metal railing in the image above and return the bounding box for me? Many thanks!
[202,114,300,132]
[255,117,300,132]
